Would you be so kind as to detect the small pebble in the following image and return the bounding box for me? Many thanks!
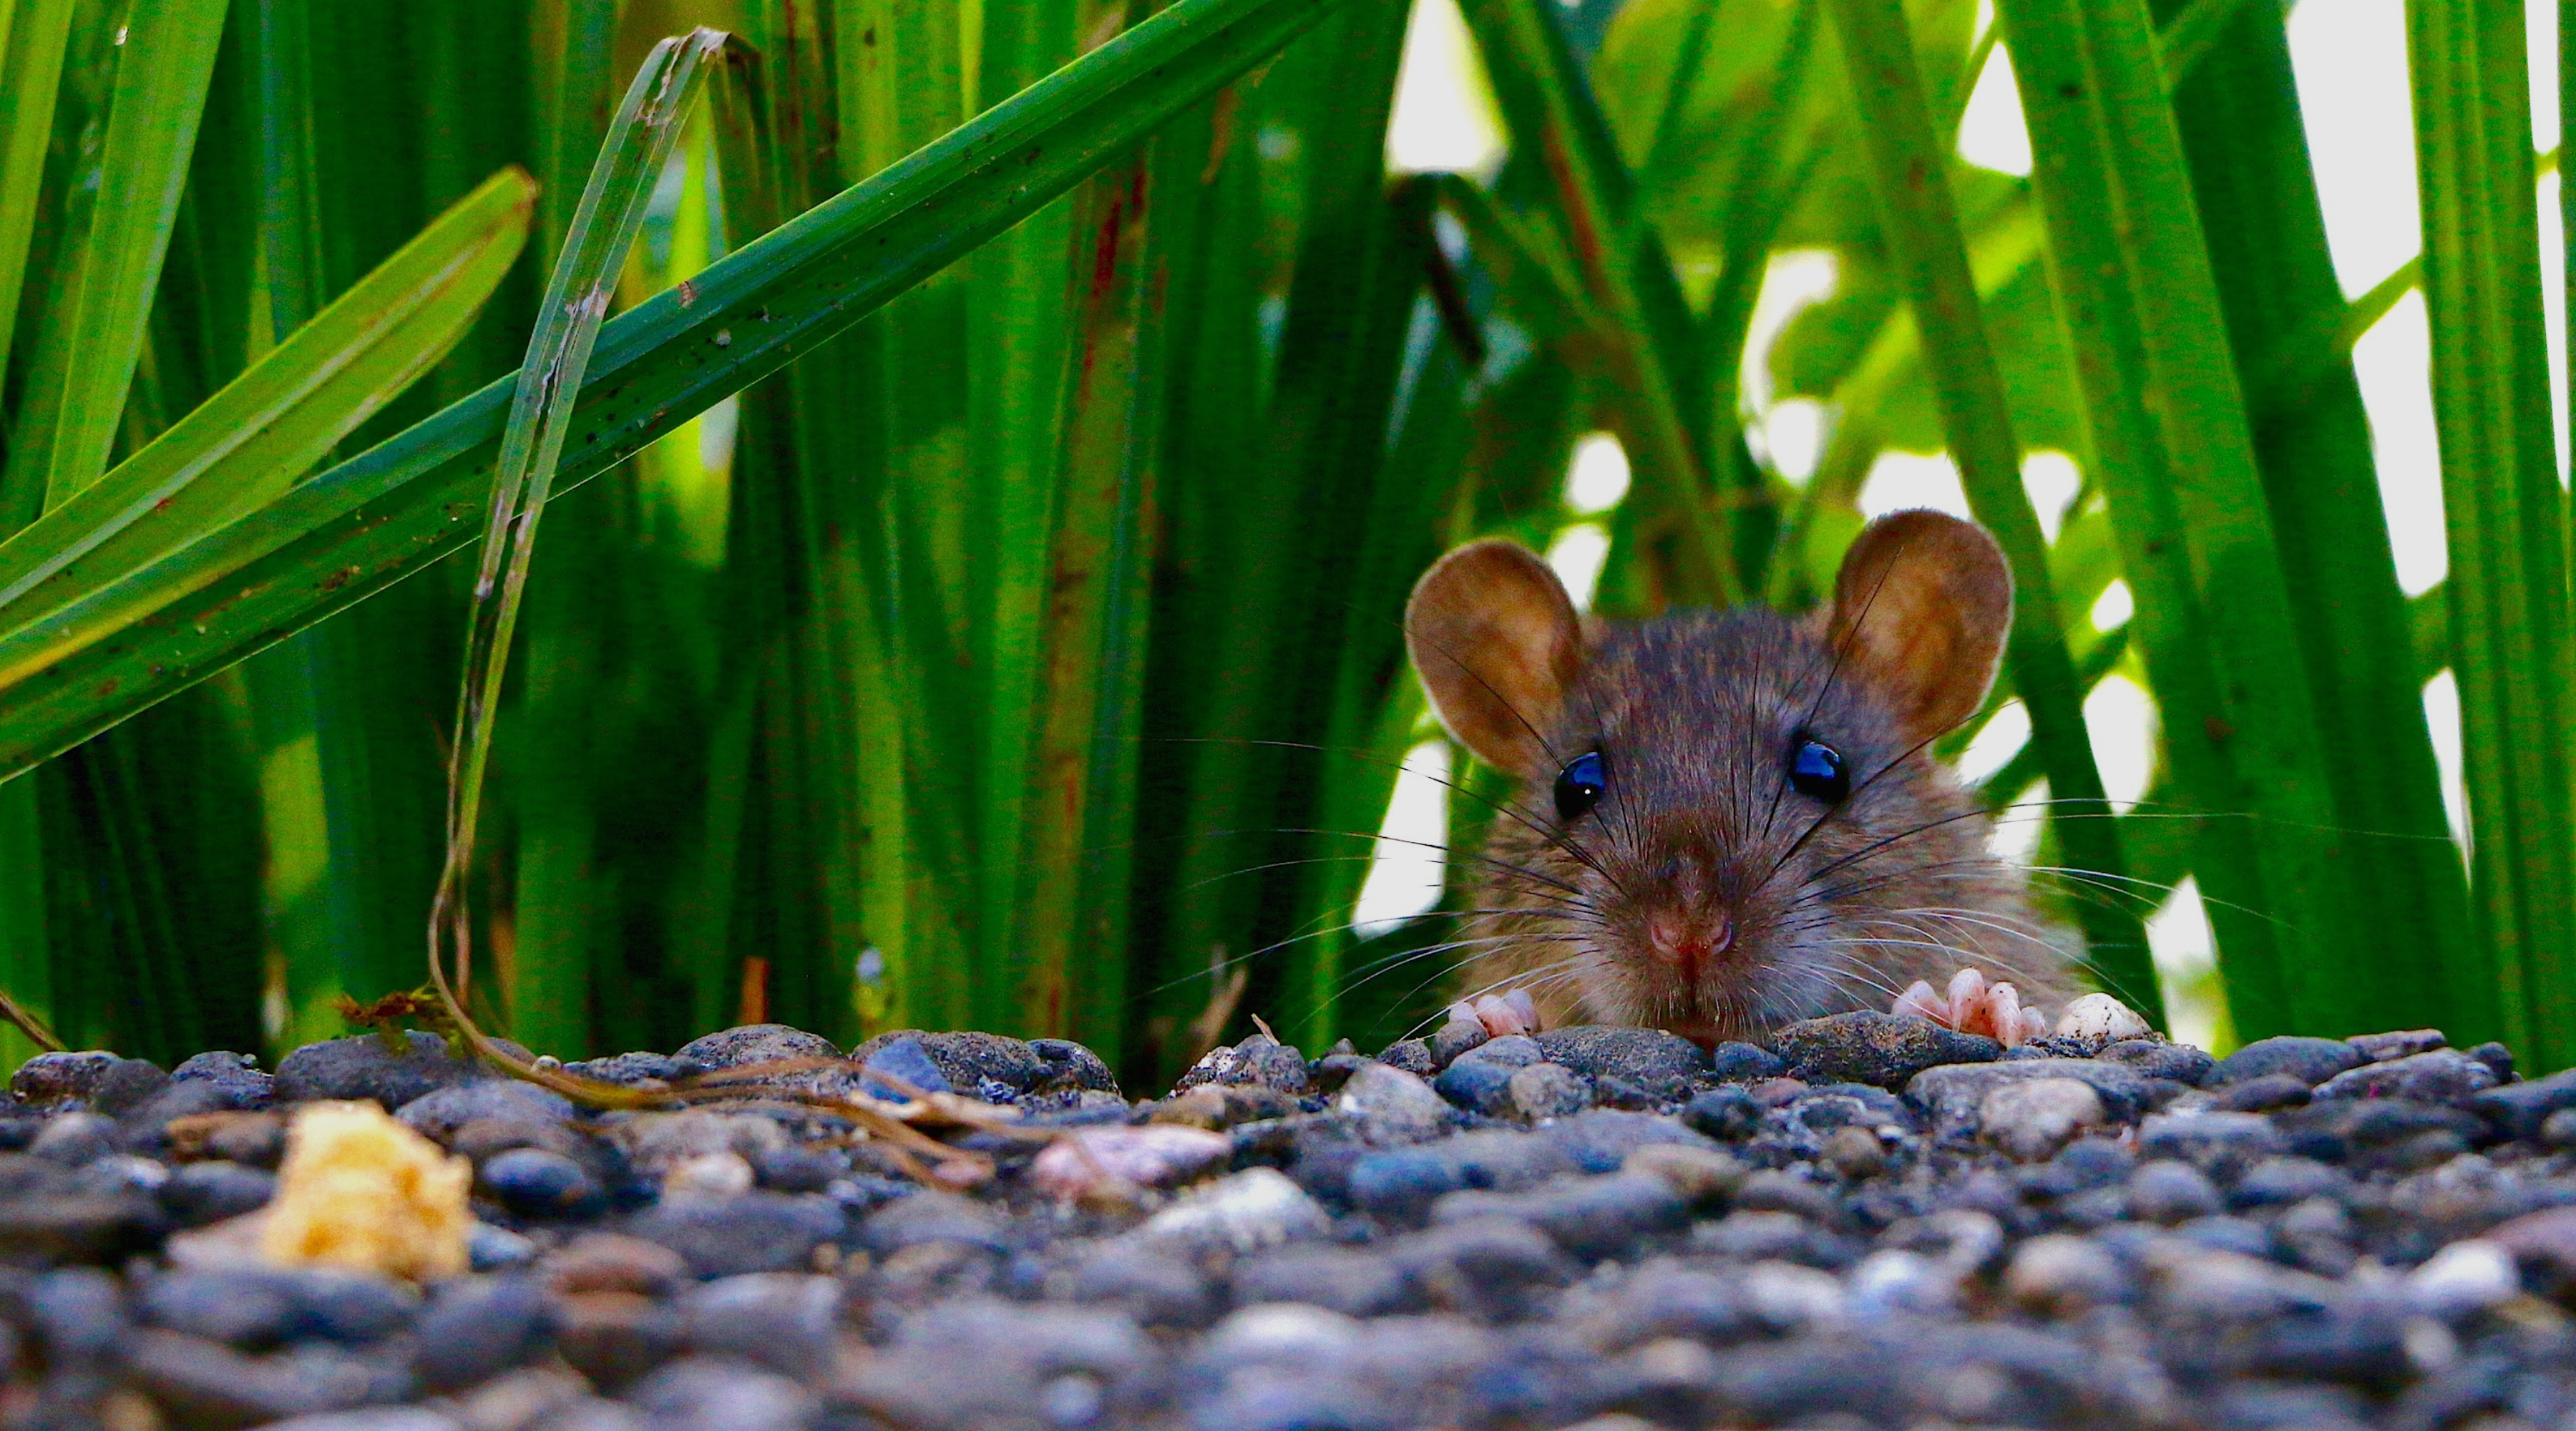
[1028,1124,1231,1199]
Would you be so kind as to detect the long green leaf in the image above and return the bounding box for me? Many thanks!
[0,0,75,386]
[0,167,535,660]
[1999,0,2366,1040]
[11,0,232,509]
[1825,0,2157,1022]
[2411,0,2575,1063]
[0,0,1350,778]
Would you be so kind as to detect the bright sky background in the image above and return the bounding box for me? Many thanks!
[1355,0,2557,1047]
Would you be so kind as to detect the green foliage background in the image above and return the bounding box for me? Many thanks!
[0,0,2561,1083]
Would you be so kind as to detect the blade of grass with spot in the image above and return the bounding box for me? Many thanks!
[0,168,535,641]
[2157,0,2477,1042]
[431,29,728,1050]
[969,0,1080,1020]
[839,0,984,1035]
[2409,0,2575,1063]
[1996,0,2365,1040]
[1824,0,2156,1022]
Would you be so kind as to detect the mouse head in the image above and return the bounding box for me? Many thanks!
[1404,509,2020,1042]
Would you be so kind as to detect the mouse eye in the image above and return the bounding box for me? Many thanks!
[1789,738,1849,804]
[1553,751,1606,822]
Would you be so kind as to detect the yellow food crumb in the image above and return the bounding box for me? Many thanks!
[260,1100,472,1281]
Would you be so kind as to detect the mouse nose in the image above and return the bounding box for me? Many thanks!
[1647,907,1735,980]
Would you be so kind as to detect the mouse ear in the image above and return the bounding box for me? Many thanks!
[1406,539,1584,778]
[1826,510,2014,743]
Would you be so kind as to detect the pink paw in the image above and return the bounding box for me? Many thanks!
[1893,967,2049,1048]
[1446,990,1542,1039]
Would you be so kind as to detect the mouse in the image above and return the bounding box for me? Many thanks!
[1402,508,2081,1050]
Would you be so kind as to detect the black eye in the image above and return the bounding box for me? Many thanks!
[1789,738,1849,804]
[1554,751,1605,822]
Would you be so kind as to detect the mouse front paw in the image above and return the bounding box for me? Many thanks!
[1445,989,1542,1040]
[1891,967,2049,1048]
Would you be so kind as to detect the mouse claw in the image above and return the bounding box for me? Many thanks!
[1888,967,2044,1049]
[1473,990,1543,1037]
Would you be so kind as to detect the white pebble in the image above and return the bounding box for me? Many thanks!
[1028,1124,1230,1200]
[1847,1248,1958,1319]
[1978,1078,2105,1161]
[663,1151,755,1197]
[1205,1302,1364,1361]
[1134,1168,1331,1252]
[1740,1259,1845,1332]
[2056,992,2152,1040]
[2406,1239,2519,1319]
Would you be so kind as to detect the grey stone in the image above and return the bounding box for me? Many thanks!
[125,1331,393,1431]
[261,1413,462,1431]
[10,1051,167,1113]
[1393,1216,1577,1319]
[2313,1047,2497,1103]
[0,1154,165,1262]
[29,1111,116,1166]
[137,1266,414,1349]
[275,1032,493,1109]
[482,1148,603,1218]
[857,1188,1007,1255]
[2348,1028,2447,1063]
[836,1299,1158,1431]
[27,1266,127,1360]
[616,1110,788,1178]
[1454,1033,1543,1070]
[414,1275,552,1390]
[1065,1243,1220,1327]
[2472,1065,2576,1140]
[2097,1039,2216,1085]
[2468,1041,2515,1081]
[624,1356,819,1431]
[1029,1039,1119,1094]
[2127,1160,2223,1225]
[674,1023,862,1100]
[2208,1035,2364,1088]
[1378,1039,1436,1075]
[1681,1086,1761,1141]
[849,1030,1049,1094]
[1332,1061,1451,1144]
[1533,1025,1707,1098]
[170,1051,275,1107]
[857,1035,952,1097]
[2002,1233,2131,1313]
[396,1081,575,1143]
[1433,1057,1516,1115]
[677,1272,841,1377]
[2214,1073,2313,1113]
[2137,1110,2287,1177]
[1772,1011,2002,1091]
[628,1192,844,1279]
[2228,1156,2351,1211]
[1707,1042,1788,1083]
[158,1160,275,1227]
[1234,1244,1418,1317]
[1434,1172,1689,1262]
[1430,1014,1491,1067]
[1905,1059,2149,1139]
[1507,1063,1593,1120]
[562,1051,687,1087]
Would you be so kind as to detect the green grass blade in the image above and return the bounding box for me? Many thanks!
[0,0,74,386]
[0,0,1351,790]
[2411,0,2576,1063]
[2161,0,2477,1042]
[1998,0,2368,1040]
[438,29,726,1055]
[1825,0,2157,1022]
[0,167,535,648]
[11,0,231,509]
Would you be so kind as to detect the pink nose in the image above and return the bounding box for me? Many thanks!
[1648,909,1735,975]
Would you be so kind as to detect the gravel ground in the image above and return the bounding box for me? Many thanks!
[4,1012,2576,1430]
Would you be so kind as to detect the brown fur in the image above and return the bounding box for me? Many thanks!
[1405,511,2079,1043]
